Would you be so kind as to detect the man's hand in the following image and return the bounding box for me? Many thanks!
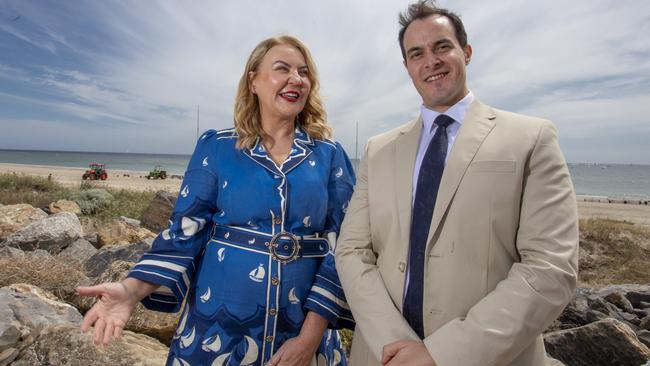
[382,340,436,366]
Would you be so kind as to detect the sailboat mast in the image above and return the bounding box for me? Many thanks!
[196,105,200,140]
[355,121,359,160]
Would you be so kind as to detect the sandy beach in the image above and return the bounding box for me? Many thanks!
[2,162,649,226]
[0,163,182,193]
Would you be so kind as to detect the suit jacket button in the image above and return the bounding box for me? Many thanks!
[274,217,282,225]
[398,262,406,272]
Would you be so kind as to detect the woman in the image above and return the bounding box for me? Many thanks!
[77,35,355,366]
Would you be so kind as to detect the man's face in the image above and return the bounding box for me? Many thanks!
[403,15,472,112]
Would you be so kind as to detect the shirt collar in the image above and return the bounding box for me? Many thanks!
[420,91,474,133]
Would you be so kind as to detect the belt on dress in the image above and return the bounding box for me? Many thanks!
[211,225,329,263]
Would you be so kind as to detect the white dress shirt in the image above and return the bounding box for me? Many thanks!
[411,91,475,204]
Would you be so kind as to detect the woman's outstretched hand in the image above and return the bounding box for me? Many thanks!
[76,281,139,346]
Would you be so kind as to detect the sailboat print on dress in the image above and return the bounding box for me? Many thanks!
[200,287,211,303]
[201,333,221,353]
[180,185,189,197]
[217,248,225,262]
[174,305,189,339]
[180,326,196,349]
[202,157,209,166]
[172,357,191,366]
[289,287,300,304]
[249,264,265,282]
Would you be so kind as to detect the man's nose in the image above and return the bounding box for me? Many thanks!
[423,51,441,69]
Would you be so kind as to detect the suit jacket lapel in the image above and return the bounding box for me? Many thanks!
[394,117,422,251]
[426,100,497,249]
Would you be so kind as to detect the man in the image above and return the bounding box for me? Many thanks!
[335,1,578,365]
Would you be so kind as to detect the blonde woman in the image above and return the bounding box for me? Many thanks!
[78,35,354,366]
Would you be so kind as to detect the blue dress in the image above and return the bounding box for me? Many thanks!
[127,127,355,366]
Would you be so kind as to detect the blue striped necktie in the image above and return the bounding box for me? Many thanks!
[403,114,454,339]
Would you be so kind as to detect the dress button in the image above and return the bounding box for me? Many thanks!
[269,308,277,316]
[274,217,282,225]
[271,277,279,286]
[265,335,274,342]
[398,262,406,272]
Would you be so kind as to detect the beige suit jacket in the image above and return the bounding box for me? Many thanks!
[335,100,578,366]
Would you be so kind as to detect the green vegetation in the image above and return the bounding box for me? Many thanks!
[0,173,154,222]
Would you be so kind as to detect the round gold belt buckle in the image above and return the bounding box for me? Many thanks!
[269,232,301,264]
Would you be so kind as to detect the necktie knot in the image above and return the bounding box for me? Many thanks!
[434,114,454,129]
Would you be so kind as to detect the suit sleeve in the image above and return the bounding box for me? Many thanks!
[335,141,420,360]
[127,130,219,313]
[424,120,579,366]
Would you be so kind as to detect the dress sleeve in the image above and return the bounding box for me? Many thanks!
[127,130,220,313]
[304,142,356,329]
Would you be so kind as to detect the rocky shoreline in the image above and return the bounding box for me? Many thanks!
[0,192,649,365]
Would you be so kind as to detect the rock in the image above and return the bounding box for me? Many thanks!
[0,347,18,366]
[602,289,636,313]
[638,329,650,349]
[76,260,177,345]
[48,199,82,215]
[548,357,566,366]
[83,239,152,278]
[641,315,650,330]
[140,190,176,233]
[11,323,168,366]
[0,284,82,353]
[83,233,99,248]
[549,287,592,331]
[627,290,650,309]
[57,239,98,268]
[544,318,650,366]
[3,212,82,254]
[97,219,155,247]
[0,246,25,259]
[120,216,141,226]
[0,204,47,241]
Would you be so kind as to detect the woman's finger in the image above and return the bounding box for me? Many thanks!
[113,324,123,341]
[93,318,106,346]
[80,308,98,333]
[103,322,114,346]
[76,284,106,297]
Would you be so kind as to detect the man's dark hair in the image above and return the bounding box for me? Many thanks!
[398,0,468,60]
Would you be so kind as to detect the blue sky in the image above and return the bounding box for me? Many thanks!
[1,1,649,163]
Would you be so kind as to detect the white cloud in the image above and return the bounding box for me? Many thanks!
[0,0,649,162]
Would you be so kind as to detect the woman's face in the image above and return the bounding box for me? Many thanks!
[249,44,311,124]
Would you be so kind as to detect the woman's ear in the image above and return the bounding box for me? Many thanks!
[248,71,256,94]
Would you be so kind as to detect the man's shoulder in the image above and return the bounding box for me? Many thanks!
[367,118,419,147]
[478,101,553,130]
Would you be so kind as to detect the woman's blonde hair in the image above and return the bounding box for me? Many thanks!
[233,35,331,149]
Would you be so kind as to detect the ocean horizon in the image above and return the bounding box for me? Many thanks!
[1,149,649,200]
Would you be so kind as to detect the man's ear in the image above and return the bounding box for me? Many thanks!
[464,44,473,65]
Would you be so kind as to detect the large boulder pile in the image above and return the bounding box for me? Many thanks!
[0,202,178,365]
[545,285,650,365]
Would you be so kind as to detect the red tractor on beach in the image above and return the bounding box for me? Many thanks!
[82,163,108,180]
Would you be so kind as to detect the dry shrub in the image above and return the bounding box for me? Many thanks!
[579,218,650,286]
[0,254,90,303]
[0,173,68,208]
